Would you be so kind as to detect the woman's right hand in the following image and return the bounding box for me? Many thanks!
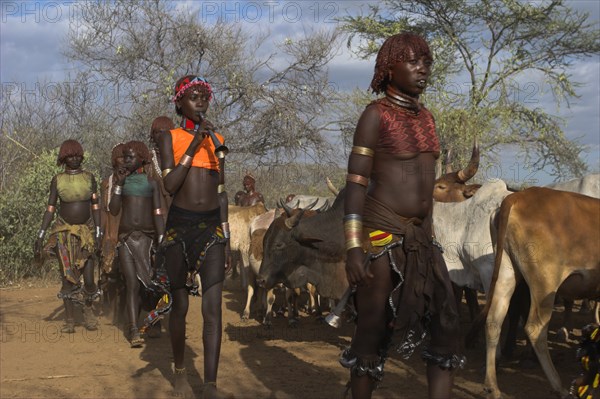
[115,167,128,186]
[193,118,216,141]
[345,247,372,287]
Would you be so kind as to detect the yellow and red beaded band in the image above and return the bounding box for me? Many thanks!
[369,230,393,247]
[91,203,101,211]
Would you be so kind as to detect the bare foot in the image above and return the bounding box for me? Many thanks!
[174,371,195,399]
[202,382,230,399]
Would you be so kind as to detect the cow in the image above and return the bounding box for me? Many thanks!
[433,179,512,295]
[257,189,348,309]
[228,203,268,291]
[547,173,600,198]
[476,187,600,398]
[245,208,321,326]
[284,195,334,212]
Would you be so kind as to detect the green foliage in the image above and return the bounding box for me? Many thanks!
[0,150,61,283]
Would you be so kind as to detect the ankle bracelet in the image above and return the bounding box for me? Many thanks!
[174,367,186,375]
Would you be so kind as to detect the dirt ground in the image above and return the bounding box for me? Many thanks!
[0,276,586,399]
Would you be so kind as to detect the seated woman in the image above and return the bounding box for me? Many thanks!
[34,139,101,333]
[109,140,165,347]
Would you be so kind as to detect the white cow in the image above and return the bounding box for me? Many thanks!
[435,174,600,294]
[433,179,512,294]
[546,173,600,198]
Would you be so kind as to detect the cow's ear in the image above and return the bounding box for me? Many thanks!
[293,230,323,246]
[463,184,481,199]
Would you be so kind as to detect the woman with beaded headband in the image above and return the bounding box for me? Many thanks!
[157,75,231,399]
[34,139,102,333]
[109,140,166,347]
[342,32,464,398]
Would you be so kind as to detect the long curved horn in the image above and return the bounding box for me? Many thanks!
[444,147,453,174]
[304,198,319,211]
[326,177,339,196]
[316,199,330,212]
[279,198,293,217]
[457,139,480,183]
[284,209,306,229]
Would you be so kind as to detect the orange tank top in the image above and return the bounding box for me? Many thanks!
[170,127,225,172]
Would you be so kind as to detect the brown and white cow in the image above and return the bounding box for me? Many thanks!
[479,187,600,398]
[228,203,268,291]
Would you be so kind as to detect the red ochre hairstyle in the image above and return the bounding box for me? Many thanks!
[370,32,433,94]
[111,142,126,167]
[150,116,175,133]
[57,139,84,166]
[125,140,151,165]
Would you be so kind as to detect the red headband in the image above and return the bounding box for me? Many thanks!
[173,77,213,103]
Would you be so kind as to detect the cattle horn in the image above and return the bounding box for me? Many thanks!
[284,208,306,229]
[326,177,339,196]
[279,198,294,217]
[457,140,479,183]
[444,147,453,174]
[305,198,319,211]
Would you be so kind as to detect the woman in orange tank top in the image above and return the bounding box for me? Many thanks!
[157,75,231,399]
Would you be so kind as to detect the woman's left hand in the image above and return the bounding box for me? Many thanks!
[224,240,232,274]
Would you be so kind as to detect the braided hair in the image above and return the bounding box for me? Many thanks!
[370,32,432,94]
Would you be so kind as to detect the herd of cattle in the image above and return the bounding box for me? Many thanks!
[226,145,599,398]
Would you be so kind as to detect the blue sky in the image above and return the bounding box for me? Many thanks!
[1,0,598,185]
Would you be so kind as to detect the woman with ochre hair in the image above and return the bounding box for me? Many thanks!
[148,115,175,218]
[109,140,165,348]
[34,139,102,333]
[157,75,231,399]
[342,33,464,398]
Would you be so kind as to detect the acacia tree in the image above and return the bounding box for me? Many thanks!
[64,0,343,171]
[341,0,599,180]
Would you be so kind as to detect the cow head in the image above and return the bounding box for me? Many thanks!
[257,189,346,290]
[433,143,481,202]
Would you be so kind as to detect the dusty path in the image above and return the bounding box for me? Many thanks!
[0,279,583,398]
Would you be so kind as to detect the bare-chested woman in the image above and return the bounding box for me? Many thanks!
[109,140,165,348]
[158,75,231,399]
[342,33,464,398]
[34,139,101,333]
